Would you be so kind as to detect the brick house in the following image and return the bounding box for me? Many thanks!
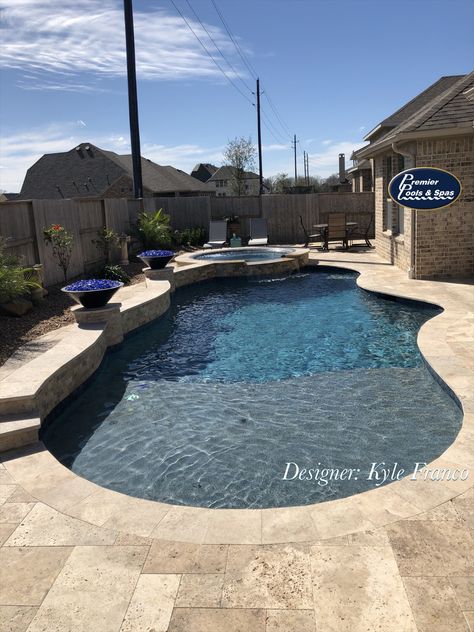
[353,72,474,279]
[18,143,215,200]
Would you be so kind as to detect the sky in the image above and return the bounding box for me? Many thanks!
[1,0,473,192]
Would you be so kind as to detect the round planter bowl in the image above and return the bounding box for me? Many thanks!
[62,279,123,309]
[137,250,175,270]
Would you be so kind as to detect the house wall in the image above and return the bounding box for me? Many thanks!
[414,135,474,279]
[374,150,412,272]
[373,134,474,279]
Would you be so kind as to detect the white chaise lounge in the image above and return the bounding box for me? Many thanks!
[248,218,269,246]
[203,221,227,249]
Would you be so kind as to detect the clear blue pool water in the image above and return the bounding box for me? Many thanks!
[42,268,462,508]
[194,247,292,261]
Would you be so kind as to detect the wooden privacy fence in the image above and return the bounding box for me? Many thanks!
[0,192,374,286]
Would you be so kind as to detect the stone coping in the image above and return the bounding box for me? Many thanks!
[1,249,473,545]
[174,246,309,267]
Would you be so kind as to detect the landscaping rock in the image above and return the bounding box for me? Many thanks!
[1,299,34,317]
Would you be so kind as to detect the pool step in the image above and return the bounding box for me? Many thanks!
[0,414,40,452]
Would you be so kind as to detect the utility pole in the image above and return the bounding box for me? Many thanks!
[123,0,143,198]
[293,134,297,185]
[303,151,307,184]
[256,78,264,195]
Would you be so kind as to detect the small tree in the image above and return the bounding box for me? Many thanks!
[93,227,119,262]
[223,136,256,196]
[43,224,74,283]
[271,172,292,193]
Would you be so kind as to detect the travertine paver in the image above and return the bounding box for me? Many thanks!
[402,576,471,632]
[0,249,473,630]
[0,605,37,632]
[0,546,72,605]
[26,546,147,632]
[167,607,266,631]
[311,545,418,631]
[143,540,228,574]
[222,544,313,609]
[175,573,224,607]
[4,503,116,546]
[265,609,317,632]
[120,574,181,632]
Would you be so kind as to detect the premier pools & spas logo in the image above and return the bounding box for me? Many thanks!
[388,167,462,210]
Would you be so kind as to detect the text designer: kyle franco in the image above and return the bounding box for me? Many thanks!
[282,462,469,487]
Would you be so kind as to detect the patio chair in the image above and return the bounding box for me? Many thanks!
[325,213,348,250]
[248,218,268,246]
[348,215,374,248]
[203,221,227,249]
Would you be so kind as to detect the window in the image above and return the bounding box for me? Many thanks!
[383,154,405,235]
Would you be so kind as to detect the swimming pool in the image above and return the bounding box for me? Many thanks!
[193,247,293,261]
[42,268,462,509]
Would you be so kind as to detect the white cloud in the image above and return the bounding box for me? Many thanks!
[306,141,365,177]
[0,0,248,91]
[77,120,87,127]
[0,122,224,190]
[321,139,333,146]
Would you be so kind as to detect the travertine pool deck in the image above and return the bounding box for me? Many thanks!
[0,249,473,631]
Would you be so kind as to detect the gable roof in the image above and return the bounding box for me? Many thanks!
[355,72,474,159]
[208,165,260,181]
[364,75,463,141]
[19,143,213,199]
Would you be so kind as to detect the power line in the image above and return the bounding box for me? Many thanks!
[209,1,293,144]
[261,85,292,138]
[260,109,289,145]
[168,0,253,105]
[183,0,253,95]
[209,0,259,80]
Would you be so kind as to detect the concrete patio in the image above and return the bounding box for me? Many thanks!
[1,249,473,632]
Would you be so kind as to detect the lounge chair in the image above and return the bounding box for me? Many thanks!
[325,213,348,250]
[248,218,268,246]
[203,221,227,249]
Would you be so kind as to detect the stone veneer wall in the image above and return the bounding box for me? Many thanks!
[374,134,474,279]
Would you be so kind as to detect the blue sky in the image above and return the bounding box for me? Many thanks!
[1,0,473,192]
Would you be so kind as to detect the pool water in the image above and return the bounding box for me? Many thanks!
[194,247,292,261]
[42,268,462,508]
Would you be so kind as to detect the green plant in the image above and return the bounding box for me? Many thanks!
[93,227,119,261]
[102,264,131,284]
[0,238,40,304]
[179,227,206,247]
[134,209,173,249]
[43,224,74,283]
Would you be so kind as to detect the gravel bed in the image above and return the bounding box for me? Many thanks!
[0,263,145,367]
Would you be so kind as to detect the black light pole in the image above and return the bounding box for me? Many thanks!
[123,0,143,198]
[256,78,264,195]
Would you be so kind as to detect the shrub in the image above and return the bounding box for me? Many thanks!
[92,227,119,261]
[0,238,39,304]
[134,209,173,250]
[101,264,131,284]
[179,227,206,247]
[43,224,74,283]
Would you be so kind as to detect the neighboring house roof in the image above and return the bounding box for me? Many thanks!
[208,166,260,181]
[190,163,218,182]
[347,159,371,174]
[18,143,214,199]
[355,72,474,159]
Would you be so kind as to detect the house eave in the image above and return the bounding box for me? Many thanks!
[355,124,474,159]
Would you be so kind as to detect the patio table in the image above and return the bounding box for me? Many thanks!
[310,222,358,250]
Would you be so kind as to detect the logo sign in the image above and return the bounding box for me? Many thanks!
[388,167,462,210]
